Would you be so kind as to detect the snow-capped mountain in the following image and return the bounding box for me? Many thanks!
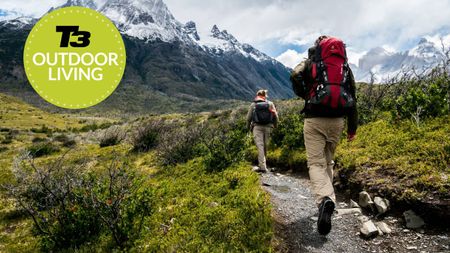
[353,35,450,82]
[0,0,293,111]
[99,0,187,41]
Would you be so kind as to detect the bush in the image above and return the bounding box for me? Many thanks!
[1,129,18,144]
[1,135,13,144]
[202,118,251,172]
[393,75,449,123]
[53,134,77,148]
[30,125,52,134]
[31,137,47,143]
[156,119,206,166]
[132,120,166,152]
[271,101,305,149]
[27,142,60,158]
[79,122,113,133]
[99,127,125,148]
[4,153,153,251]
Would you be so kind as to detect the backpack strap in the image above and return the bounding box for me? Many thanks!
[314,44,329,85]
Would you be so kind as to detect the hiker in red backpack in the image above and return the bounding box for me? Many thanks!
[290,35,358,235]
[246,89,279,173]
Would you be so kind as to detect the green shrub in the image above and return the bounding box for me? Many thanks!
[5,154,153,251]
[79,122,113,133]
[1,135,13,144]
[26,142,60,158]
[30,125,52,134]
[31,136,47,143]
[202,118,251,172]
[271,102,304,149]
[157,120,206,166]
[53,134,77,148]
[394,80,449,122]
[53,134,69,143]
[99,127,125,148]
[132,120,166,152]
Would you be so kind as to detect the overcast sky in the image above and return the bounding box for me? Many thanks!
[2,0,450,67]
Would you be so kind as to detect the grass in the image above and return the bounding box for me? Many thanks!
[336,115,450,202]
[0,93,83,131]
[0,93,273,251]
[1,90,449,251]
[135,160,273,252]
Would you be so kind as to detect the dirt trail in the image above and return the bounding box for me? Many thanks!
[260,171,450,253]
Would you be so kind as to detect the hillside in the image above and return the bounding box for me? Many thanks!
[0,0,293,114]
[0,92,449,251]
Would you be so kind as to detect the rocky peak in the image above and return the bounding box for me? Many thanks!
[184,21,200,41]
[99,0,184,41]
[53,0,97,10]
[210,25,238,44]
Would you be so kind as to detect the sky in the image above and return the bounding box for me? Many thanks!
[1,0,450,67]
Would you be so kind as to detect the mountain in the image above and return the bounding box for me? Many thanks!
[353,35,450,82]
[0,0,293,113]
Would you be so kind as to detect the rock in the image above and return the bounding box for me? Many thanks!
[406,246,418,250]
[359,191,374,208]
[377,226,383,236]
[310,216,318,221]
[208,202,219,207]
[403,210,425,229]
[374,197,390,214]
[337,208,362,215]
[358,215,370,223]
[339,202,348,208]
[350,199,360,208]
[376,221,392,234]
[360,220,379,238]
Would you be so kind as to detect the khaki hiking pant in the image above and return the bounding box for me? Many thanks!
[304,117,344,206]
[253,124,272,170]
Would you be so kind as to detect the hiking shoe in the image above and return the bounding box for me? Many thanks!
[317,197,335,235]
[253,167,268,173]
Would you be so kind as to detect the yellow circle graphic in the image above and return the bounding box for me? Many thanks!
[23,7,126,109]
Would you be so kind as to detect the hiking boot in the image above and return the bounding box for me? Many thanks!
[317,196,335,235]
[253,166,268,173]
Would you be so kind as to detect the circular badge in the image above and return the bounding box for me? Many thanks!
[23,7,126,109]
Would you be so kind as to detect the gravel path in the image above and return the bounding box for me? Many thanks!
[260,171,450,253]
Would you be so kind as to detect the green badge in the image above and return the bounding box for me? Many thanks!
[23,7,126,109]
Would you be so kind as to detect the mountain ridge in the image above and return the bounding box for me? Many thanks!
[0,0,293,113]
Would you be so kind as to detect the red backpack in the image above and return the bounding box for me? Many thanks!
[306,37,355,114]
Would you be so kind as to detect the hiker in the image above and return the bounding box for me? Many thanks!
[246,89,278,173]
[290,35,358,235]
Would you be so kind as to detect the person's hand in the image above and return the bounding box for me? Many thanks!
[347,133,356,142]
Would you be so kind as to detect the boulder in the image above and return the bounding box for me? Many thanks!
[336,208,362,215]
[376,221,392,234]
[350,199,360,208]
[374,197,390,214]
[359,191,374,208]
[403,210,425,229]
[360,220,379,238]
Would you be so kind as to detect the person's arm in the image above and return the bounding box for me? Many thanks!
[347,69,358,141]
[270,102,279,128]
[290,60,309,99]
[246,103,254,131]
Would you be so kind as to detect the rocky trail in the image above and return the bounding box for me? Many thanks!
[260,170,450,253]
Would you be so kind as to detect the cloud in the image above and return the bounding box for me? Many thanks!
[2,0,450,57]
[275,49,307,69]
[0,0,66,17]
[165,0,450,53]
